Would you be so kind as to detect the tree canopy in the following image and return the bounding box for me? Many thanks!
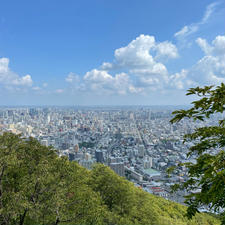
[0,132,220,225]
[170,83,225,225]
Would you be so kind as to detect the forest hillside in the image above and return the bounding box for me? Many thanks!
[0,132,220,225]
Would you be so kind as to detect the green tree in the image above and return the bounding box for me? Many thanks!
[0,132,107,225]
[0,132,221,225]
[170,83,225,224]
[89,164,136,217]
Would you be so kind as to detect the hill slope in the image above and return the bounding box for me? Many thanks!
[0,133,220,225]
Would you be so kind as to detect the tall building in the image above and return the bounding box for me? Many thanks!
[110,162,125,177]
[144,156,153,169]
[95,150,104,163]
[138,145,145,157]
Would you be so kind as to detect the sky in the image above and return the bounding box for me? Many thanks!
[0,0,224,106]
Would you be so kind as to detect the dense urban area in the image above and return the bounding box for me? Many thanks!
[0,106,221,206]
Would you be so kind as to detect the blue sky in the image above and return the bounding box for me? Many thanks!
[0,0,224,105]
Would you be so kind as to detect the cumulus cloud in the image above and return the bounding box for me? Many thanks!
[170,35,225,89]
[174,2,219,40]
[0,57,33,88]
[131,63,169,89]
[11,74,33,86]
[102,35,178,69]
[114,35,156,67]
[189,35,225,84]
[211,35,225,58]
[66,34,178,95]
[101,62,113,70]
[155,41,179,60]
[99,34,178,91]
[169,69,196,90]
[66,34,225,96]
[0,57,9,73]
[65,72,80,83]
[65,72,81,92]
[83,69,139,95]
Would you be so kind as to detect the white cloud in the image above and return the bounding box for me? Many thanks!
[155,41,179,60]
[0,57,33,88]
[11,74,33,86]
[193,35,225,83]
[212,35,225,58]
[174,26,189,38]
[83,69,136,95]
[99,34,177,91]
[111,35,178,67]
[174,24,198,40]
[101,34,177,70]
[65,72,80,83]
[170,70,187,90]
[128,85,144,94]
[84,69,112,83]
[173,35,225,88]
[189,56,225,84]
[169,69,196,90]
[114,34,156,67]
[0,57,9,73]
[196,35,225,58]
[66,35,179,95]
[196,38,212,55]
[101,62,113,70]
[174,2,219,40]
[65,72,81,92]
[131,63,169,88]
[202,2,219,23]
[66,34,225,97]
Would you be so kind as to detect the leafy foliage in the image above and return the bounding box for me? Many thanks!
[170,83,225,224]
[0,132,220,225]
[0,133,106,225]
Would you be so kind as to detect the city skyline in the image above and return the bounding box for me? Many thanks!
[0,0,224,105]
[0,105,220,205]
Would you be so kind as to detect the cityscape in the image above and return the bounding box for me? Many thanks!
[0,1,224,223]
[0,106,220,206]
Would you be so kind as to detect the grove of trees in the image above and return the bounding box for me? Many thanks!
[0,131,220,225]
